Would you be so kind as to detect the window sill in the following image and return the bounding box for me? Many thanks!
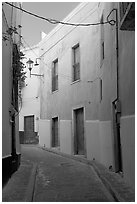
[51,90,59,94]
[71,79,81,85]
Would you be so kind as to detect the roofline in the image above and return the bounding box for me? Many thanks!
[39,2,90,46]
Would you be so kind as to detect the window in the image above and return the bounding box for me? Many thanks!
[72,44,80,82]
[52,117,59,147]
[100,14,104,65]
[100,78,103,102]
[52,59,58,92]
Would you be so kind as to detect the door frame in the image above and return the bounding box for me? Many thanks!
[24,115,35,141]
[111,101,123,172]
[51,115,60,148]
[72,105,86,157]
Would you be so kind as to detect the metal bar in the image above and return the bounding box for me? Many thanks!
[30,74,44,77]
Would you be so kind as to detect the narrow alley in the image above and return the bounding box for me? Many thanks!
[2,2,135,202]
[2,145,134,202]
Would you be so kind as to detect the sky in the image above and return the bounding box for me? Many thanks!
[21,2,80,47]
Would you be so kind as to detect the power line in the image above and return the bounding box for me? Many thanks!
[5,2,116,27]
[21,35,104,83]
[21,36,74,81]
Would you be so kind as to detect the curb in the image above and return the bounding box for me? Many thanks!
[91,162,124,202]
[39,145,134,202]
[25,162,38,202]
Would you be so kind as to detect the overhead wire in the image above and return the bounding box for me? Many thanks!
[3,2,117,96]
[21,36,74,81]
[5,2,116,27]
[4,1,116,82]
[19,32,104,87]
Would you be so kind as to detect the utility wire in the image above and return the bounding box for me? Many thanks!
[21,36,74,81]
[5,2,116,26]
[21,35,103,83]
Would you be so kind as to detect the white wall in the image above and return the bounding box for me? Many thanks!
[99,121,114,168]
[38,2,134,188]
[2,3,21,157]
[39,120,51,148]
[120,115,135,188]
[60,120,72,155]
[86,120,100,161]
[19,46,40,134]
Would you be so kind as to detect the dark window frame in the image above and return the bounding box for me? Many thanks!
[52,59,58,92]
[72,43,80,82]
[100,78,103,102]
[52,116,59,147]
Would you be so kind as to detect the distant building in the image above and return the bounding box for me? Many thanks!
[39,2,135,188]
[2,2,22,186]
[19,44,40,144]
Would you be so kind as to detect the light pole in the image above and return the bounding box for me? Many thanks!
[26,58,44,77]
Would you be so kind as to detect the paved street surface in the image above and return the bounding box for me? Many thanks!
[2,144,135,202]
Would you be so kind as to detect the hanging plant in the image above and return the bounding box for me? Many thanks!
[13,49,26,83]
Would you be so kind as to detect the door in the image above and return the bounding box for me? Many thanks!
[112,102,123,172]
[24,115,35,143]
[74,108,85,155]
[52,117,59,147]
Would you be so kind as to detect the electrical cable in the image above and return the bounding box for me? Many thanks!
[21,36,74,81]
[3,3,117,103]
[21,35,104,84]
[5,2,116,27]
[4,2,117,81]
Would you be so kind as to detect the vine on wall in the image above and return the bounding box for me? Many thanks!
[12,45,26,109]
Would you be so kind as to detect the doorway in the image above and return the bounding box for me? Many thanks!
[74,107,85,155]
[52,117,59,147]
[24,115,35,143]
[112,102,123,172]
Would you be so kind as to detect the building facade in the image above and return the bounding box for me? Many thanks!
[19,45,41,144]
[2,2,22,186]
[38,2,135,188]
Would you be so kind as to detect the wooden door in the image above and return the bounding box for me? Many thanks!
[112,102,123,172]
[24,115,35,143]
[74,108,85,155]
[52,117,58,147]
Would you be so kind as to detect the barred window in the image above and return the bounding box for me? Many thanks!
[52,59,58,92]
[72,44,80,82]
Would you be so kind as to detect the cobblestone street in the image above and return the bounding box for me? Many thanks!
[2,145,135,202]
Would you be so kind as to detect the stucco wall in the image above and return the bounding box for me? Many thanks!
[2,3,21,157]
[119,31,135,116]
[40,3,101,121]
[19,46,40,133]
[60,120,72,155]
[120,115,135,189]
[86,120,100,161]
[2,38,12,157]
[38,2,134,188]
[39,120,51,148]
